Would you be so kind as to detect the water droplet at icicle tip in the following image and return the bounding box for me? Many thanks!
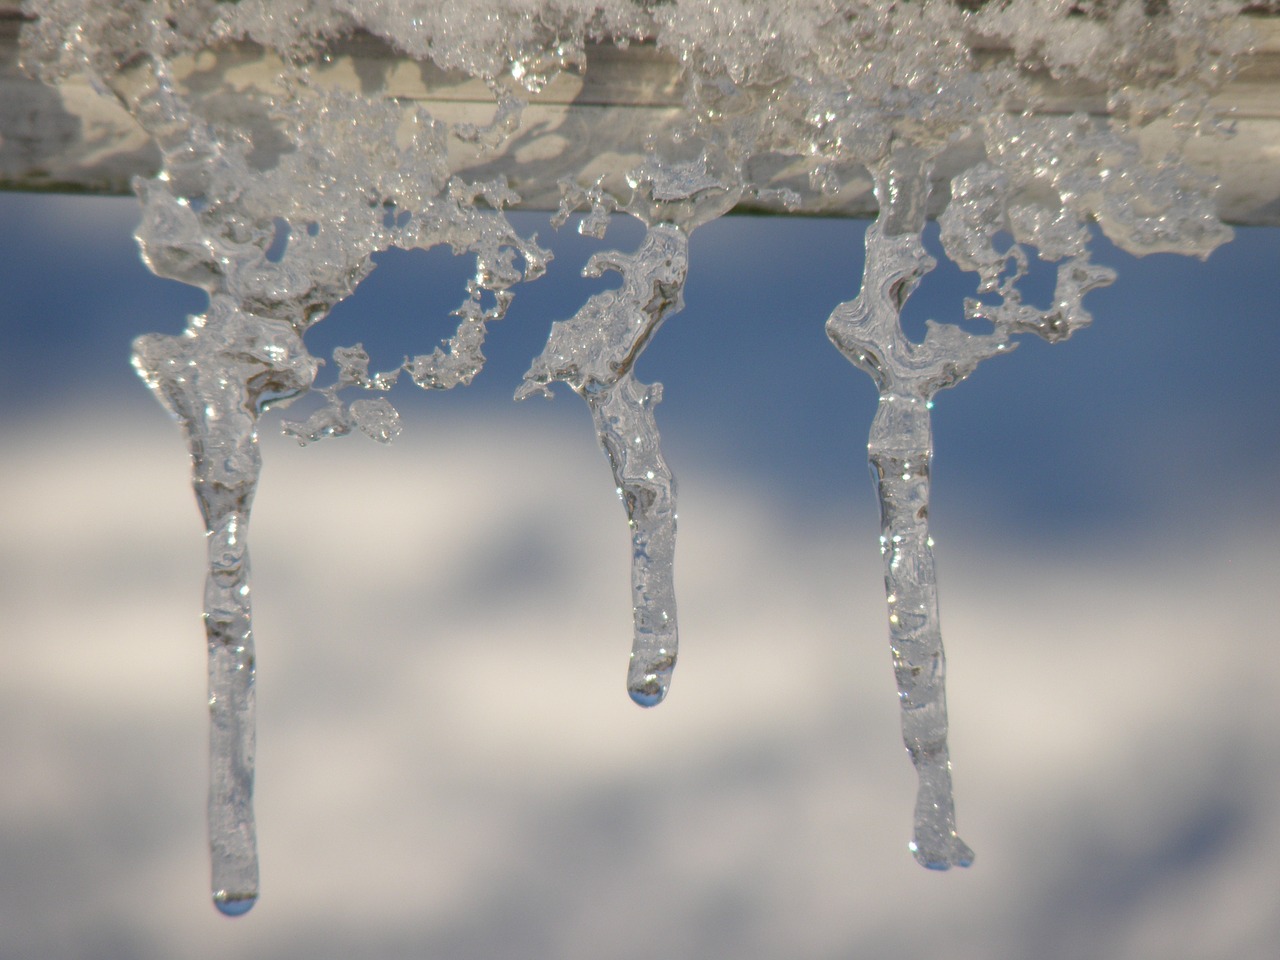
[213,892,257,917]
[628,675,668,708]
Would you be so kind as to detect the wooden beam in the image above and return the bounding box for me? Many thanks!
[3,7,1279,224]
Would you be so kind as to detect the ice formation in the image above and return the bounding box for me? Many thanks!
[19,0,1252,909]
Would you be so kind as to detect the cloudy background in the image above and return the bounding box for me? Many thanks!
[1,190,1278,960]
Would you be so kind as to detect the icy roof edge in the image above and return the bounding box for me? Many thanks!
[2,7,1279,225]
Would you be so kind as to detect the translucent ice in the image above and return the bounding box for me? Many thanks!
[18,0,1253,897]
[519,223,689,706]
[518,149,741,705]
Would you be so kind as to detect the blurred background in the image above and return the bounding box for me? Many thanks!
[1,189,1278,960]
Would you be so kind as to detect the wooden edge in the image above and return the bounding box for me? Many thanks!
[2,8,1279,225]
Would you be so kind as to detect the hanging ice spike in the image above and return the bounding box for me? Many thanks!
[134,302,316,914]
[826,149,979,869]
[826,139,1120,866]
[520,223,688,706]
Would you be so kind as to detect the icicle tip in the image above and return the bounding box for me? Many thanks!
[627,677,668,708]
[213,892,258,917]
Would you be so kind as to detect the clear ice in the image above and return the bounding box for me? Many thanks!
[518,156,739,705]
[519,223,688,707]
[18,0,1253,901]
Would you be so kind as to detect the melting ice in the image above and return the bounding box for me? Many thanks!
[18,0,1252,907]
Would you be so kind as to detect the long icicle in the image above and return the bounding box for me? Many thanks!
[134,303,316,913]
[865,389,972,869]
[197,423,262,917]
[826,145,1007,868]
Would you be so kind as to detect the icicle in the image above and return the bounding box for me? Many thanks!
[591,374,680,706]
[133,300,316,914]
[116,46,321,914]
[519,223,688,706]
[827,145,1000,868]
[867,392,973,870]
[827,136,1126,866]
[104,11,551,910]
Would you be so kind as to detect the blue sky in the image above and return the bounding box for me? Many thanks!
[1,191,1278,960]
[3,191,1276,538]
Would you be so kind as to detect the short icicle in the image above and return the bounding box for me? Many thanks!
[520,223,688,706]
[826,145,1005,869]
[589,374,678,706]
